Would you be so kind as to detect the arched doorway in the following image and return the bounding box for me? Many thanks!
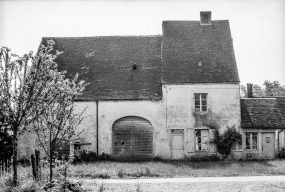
[112,116,153,160]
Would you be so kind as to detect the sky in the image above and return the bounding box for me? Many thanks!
[0,0,285,86]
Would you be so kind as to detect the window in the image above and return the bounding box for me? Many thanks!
[232,141,242,150]
[194,93,207,112]
[246,132,258,150]
[195,129,209,151]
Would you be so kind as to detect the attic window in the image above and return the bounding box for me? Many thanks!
[132,64,137,70]
[198,61,203,67]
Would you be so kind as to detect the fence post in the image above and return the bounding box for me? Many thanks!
[31,154,36,180]
[35,149,40,180]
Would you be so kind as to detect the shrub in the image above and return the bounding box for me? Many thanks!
[118,169,123,178]
[212,126,242,160]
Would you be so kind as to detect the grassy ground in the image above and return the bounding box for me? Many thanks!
[1,159,285,191]
[68,159,285,179]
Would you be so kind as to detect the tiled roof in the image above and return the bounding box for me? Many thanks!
[161,21,240,84]
[241,98,285,129]
[41,36,162,100]
[277,97,285,118]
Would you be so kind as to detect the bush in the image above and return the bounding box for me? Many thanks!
[212,126,242,160]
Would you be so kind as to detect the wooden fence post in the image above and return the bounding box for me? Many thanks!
[31,154,36,180]
[35,149,41,180]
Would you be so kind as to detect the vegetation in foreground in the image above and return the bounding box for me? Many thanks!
[2,159,285,191]
[68,159,285,179]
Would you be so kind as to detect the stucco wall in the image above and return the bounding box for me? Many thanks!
[18,83,242,160]
[165,83,241,158]
[18,102,97,160]
[71,102,97,156]
[165,84,241,131]
[97,96,169,159]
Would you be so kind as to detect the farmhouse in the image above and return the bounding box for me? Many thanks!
[239,85,285,159]
[18,12,285,160]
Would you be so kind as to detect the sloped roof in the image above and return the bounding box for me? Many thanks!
[241,98,285,129]
[41,36,162,100]
[162,21,240,84]
[277,97,285,118]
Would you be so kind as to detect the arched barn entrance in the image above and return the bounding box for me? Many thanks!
[112,116,153,161]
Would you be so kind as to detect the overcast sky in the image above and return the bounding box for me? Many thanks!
[1,0,284,86]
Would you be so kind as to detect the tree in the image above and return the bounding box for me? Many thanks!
[240,80,285,98]
[240,84,246,98]
[0,40,85,185]
[264,80,285,96]
[252,84,266,97]
[212,126,242,160]
[32,73,86,182]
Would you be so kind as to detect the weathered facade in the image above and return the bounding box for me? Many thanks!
[18,12,285,160]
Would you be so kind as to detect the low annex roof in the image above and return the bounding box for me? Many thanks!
[241,98,285,129]
[161,20,240,84]
[41,36,162,100]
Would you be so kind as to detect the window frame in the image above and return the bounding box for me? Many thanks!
[231,141,243,151]
[195,129,209,151]
[245,132,258,151]
[194,93,208,112]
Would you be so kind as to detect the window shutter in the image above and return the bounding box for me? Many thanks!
[208,129,216,152]
[187,128,195,152]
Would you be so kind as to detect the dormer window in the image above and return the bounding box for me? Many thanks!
[132,64,137,70]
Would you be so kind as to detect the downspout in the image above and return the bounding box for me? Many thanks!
[96,100,99,157]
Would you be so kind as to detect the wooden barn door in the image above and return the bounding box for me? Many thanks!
[112,116,153,161]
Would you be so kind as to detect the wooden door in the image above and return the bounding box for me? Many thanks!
[112,116,153,160]
[262,133,275,159]
[171,130,184,159]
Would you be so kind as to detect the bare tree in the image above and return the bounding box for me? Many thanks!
[0,40,86,185]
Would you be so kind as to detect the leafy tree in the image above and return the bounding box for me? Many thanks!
[32,73,86,181]
[0,40,86,185]
[264,80,285,96]
[240,80,285,98]
[252,84,266,97]
[212,126,242,160]
[240,85,246,98]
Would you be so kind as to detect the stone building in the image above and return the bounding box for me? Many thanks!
[18,12,285,160]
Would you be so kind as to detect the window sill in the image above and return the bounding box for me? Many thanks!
[192,111,209,115]
[244,150,259,153]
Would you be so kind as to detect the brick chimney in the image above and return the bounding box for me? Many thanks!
[200,11,212,25]
[247,83,253,98]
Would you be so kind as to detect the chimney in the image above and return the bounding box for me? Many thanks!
[200,11,212,25]
[247,83,253,98]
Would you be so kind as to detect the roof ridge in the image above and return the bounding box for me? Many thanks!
[162,20,229,22]
[42,35,162,39]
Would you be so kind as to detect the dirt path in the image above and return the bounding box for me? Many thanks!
[82,181,285,192]
[73,176,285,192]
